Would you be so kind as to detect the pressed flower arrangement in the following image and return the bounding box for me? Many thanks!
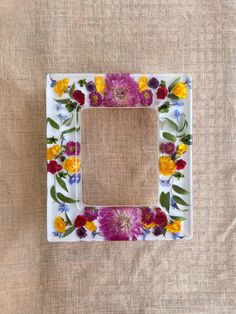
[47,73,192,241]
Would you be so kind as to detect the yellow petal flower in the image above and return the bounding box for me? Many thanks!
[63,157,81,174]
[54,216,66,233]
[95,76,105,94]
[47,144,61,160]
[85,221,97,232]
[54,78,69,96]
[172,82,187,98]
[143,222,157,229]
[159,156,176,176]
[176,143,188,156]
[138,76,148,92]
[165,220,181,233]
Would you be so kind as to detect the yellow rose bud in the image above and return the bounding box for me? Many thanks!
[63,157,81,174]
[159,156,176,176]
[172,82,187,98]
[138,76,148,92]
[54,216,66,233]
[85,221,97,232]
[47,144,61,160]
[176,143,188,156]
[54,78,69,96]
[95,76,105,94]
[165,220,181,233]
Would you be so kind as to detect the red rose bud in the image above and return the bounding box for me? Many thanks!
[47,160,62,174]
[156,81,168,99]
[176,159,187,170]
[154,208,167,228]
[72,90,85,105]
[74,215,86,228]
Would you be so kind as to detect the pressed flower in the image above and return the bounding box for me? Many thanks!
[69,173,81,185]
[58,203,70,213]
[95,76,105,94]
[86,81,96,92]
[54,78,69,96]
[65,141,80,156]
[160,142,175,155]
[47,160,62,174]
[76,227,87,239]
[141,207,155,225]
[72,90,85,105]
[170,196,178,209]
[98,207,141,241]
[138,76,148,92]
[153,226,165,236]
[159,156,176,176]
[47,144,61,160]
[176,159,186,170]
[154,208,167,228]
[166,220,181,233]
[85,221,97,232]
[104,74,139,107]
[172,82,187,98]
[74,215,86,228]
[54,216,66,233]
[156,81,168,99]
[148,77,159,89]
[89,91,103,107]
[63,157,80,174]
[84,207,98,221]
[176,143,188,156]
[140,90,153,106]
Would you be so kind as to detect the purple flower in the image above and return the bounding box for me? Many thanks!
[148,77,159,89]
[84,207,98,221]
[52,231,62,238]
[171,196,178,209]
[76,227,87,239]
[173,232,180,240]
[153,226,165,236]
[58,203,70,212]
[98,207,141,241]
[69,173,81,185]
[141,207,155,225]
[104,74,140,107]
[172,100,184,107]
[89,91,103,107]
[140,90,153,106]
[50,76,56,88]
[173,109,183,120]
[160,142,175,155]
[185,78,192,89]
[65,141,80,156]
[86,81,96,92]
[160,178,171,187]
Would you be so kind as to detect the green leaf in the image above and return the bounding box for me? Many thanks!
[163,118,178,131]
[62,226,75,237]
[62,114,73,126]
[47,117,59,130]
[168,93,179,100]
[172,184,189,195]
[56,175,68,192]
[180,134,192,145]
[160,192,170,212]
[50,186,60,203]
[58,171,67,178]
[62,127,80,135]
[170,215,186,221]
[65,212,72,225]
[158,102,170,113]
[168,77,181,92]
[54,98,70,104]
[69,83,75,97]
[163,132,176,142]
[57,193,77,203]
[173,195,189,206]
[178,120,188,133]
[47,136,58,144]
[78,79,86,87]
[173,172,185,180]
[66,101,77,112]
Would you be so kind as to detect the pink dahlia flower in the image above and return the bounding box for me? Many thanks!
[65,141,80,156]
[104,74,140,107]
[98,207,141,240]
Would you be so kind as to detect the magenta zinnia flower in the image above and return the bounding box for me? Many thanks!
[140,90,153,106]
[141,207,155,225]
[98,207,141,240]
[104,74,140,107]
[65,141,80,156]
[89,91,102,107]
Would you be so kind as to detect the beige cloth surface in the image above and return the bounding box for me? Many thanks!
[81,108,159,205]
[0,0,235,313]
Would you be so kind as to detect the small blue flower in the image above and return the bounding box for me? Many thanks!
[142,228,150,240]
[185,78,192,89]
[172,100,184,107]
[52,231,63,238]
[160,178,171,187]
[56,104,63,111]
[173,109,184,121]
[69,173,81,185]
[173,232,180,240]
[170,196,178,209]
[58,203,70,213]
[50,78,57,88]
[58,113,68,122]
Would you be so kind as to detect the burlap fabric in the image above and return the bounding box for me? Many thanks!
[0,0,235,313]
